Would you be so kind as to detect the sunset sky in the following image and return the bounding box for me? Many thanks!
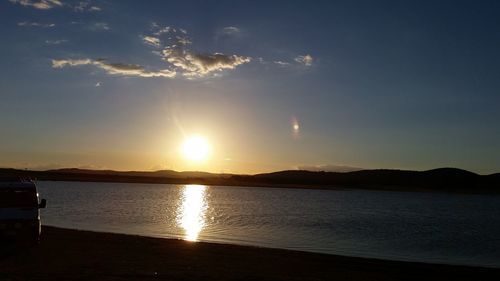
[1,0,499,174]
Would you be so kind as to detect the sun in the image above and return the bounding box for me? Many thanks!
[181,135,211,162]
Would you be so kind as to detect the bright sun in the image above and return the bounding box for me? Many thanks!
[181,135,211,162]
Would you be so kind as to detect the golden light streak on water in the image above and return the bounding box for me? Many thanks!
[177,184,208,241]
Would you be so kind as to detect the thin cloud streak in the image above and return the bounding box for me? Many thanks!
[141,36,161,47]
[9,0,62,10]
[18,21,55,28]
[274,61,291,67]
[10,0,101,12]
[295,54,313,66]
[45,39,67,45]
[89,22,110,31]
[222,26,240,35]
[74,1,101,12]
[52,59,176,78]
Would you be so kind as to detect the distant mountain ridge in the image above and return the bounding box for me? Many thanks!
[48,168,228,179]
[0,167,498,194]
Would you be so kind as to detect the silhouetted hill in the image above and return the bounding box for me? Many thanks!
[0,167,499,194]
[48,168,227,179]
[232,168,498,193]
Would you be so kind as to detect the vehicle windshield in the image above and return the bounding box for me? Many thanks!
[0,189,37,208]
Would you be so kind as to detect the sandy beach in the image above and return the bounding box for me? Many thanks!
[0,226,498,280]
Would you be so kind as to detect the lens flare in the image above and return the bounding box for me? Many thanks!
[291,117,300,138]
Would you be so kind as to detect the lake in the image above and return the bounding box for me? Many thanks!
[38,181,500,268]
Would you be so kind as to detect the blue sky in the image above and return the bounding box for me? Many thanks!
[1,0,499,174]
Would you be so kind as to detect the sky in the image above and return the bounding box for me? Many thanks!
[1,0,499,174]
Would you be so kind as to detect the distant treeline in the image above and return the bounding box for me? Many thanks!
[0,167,499,194]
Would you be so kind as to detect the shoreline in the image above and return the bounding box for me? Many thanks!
[1,226,499,280]
[40,224,500,269]
[3,167,499,194]
[37,179,500,196]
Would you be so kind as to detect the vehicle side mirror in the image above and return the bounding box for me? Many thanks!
[39,199,47,209]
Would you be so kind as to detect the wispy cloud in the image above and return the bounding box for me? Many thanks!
[294,54,313,66]
[52,23,258,80]
[54,25,251,79]
[17,21,55,28]
[221,26,240,35]
[273,61,291,67]
[151,25,175,36]
[74,1,101,12]
[258,55,315,69]
[141,36,160,47]
[150,25,188,38]
[156,26,251,77]
[52,59,176,78]
[9,0,101,12]
[9,0,62,10]
[89,22,110,31]
[45,39,68,45]
[215,26,242,41]
[165,51,250,78]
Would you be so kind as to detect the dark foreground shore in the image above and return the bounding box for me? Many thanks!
[1,226,499,281]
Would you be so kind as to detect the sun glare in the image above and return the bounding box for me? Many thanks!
[177,185,207,241]
[181,135,211,162]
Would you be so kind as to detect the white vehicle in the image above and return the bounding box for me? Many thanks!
[0,181,46,244]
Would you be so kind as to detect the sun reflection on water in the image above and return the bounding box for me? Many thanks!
[177,185,208,241]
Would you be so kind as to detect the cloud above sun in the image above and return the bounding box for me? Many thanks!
[52,58,176,78]
[156,27,251,77]
[9,1,314,80]
[88,22,110,31]
[50,20,312,80]
[17,21,55,28]
[73,0,101,12]
[141,36,161,47]
[45,39,67,45]
[221,26,240,36]
[53,25,252,79]
[9,0,101,11]
[294,54,313,66]
[9,0,62,10]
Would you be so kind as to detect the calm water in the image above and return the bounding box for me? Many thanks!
[38,181,500,268]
